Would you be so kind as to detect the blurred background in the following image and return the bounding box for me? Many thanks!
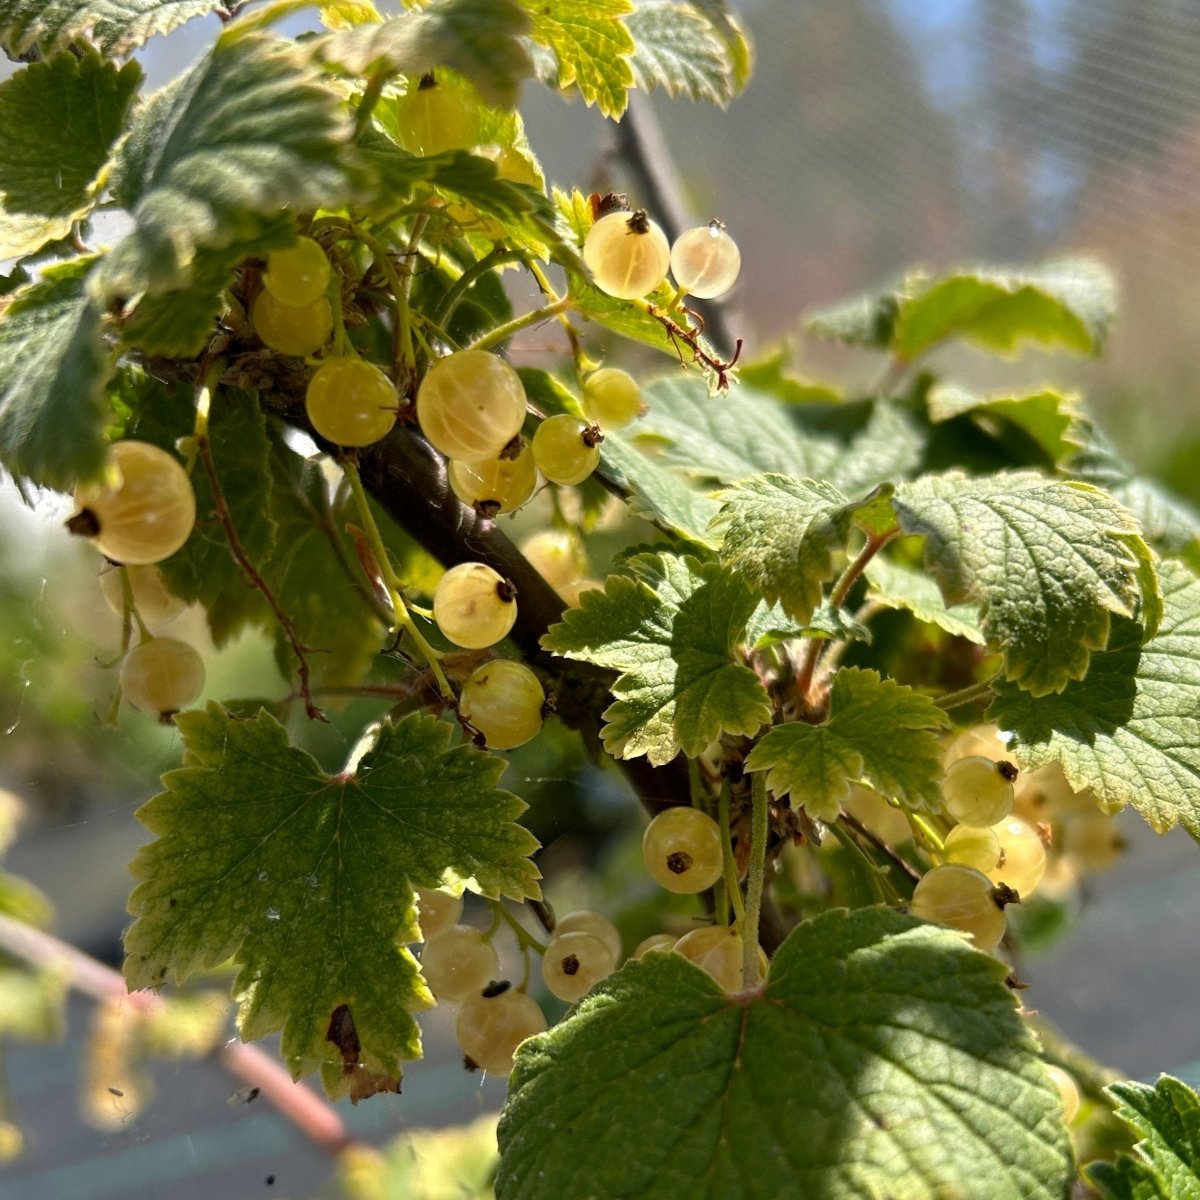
[5,1,1200,1197]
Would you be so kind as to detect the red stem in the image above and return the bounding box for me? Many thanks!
[0,912,353,1156]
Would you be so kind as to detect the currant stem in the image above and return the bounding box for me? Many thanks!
[935,677,997,711]
[839,811,921,886]
[741,772,769,989]
[718,778,746,927]
[0,912,354,1157]
[341,460,453,702]
[486,899,548,956]
[828,821,895,904]
[796,528,900,706]
[466,296,573,353]
[435,248,522,330]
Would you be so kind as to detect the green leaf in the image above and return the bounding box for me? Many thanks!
[1087,1076,1200,1200]
[1069,423,1200,567]
[542,551,770,764]
[745,668,950,820]
[736,343,842,405]
[807,260,1116,359]
[498,908,1071,1200]
[744,599,871,650]
[0,258,112,489]
[314,0,532,108]
[928,384,1085,466]
[863,556,986,644]
[525,0,635,118]
[0,0,226,54]
[97,32,352,302]
[0,53,141,259]
[629,375,924,495]
[988,560,1200,840]
[709,475,864,624]
[894,472,1154,696]
[686,0,752,91]
[626,1,732,105]
[125,705,539,1095]
[600,432,719,546]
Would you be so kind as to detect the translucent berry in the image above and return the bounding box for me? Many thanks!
[581,368,643,429]
[119,637,205,717]
[674,925,767,992]
[414,886,463,942]
[305,358,396,447]
[100,565,187,628]
[456,984,546,1077]
[532,415,602,486]
[988,816,1047,897]
[541,931,616,1002]
[252,290,332,357]
[642,807,724,895]
[416,350,527,461]
[941,756,1016,827]
[433,562,517,649]
[448,438,537,516]
[419,925,499,1001]
[944,823,1002,873]
[669,220,741,299]
[70,441,195,566]
[262,237,331,308]
[459,659,544,749]
[583,210,670,300]
[910,864,1009,952]
[554,910,621,962]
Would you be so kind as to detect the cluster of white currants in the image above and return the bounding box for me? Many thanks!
[67,441,205,719]
[636,806,768,993]
[583,207,742,302]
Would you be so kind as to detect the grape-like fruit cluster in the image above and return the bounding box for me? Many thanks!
[642,807,725,895]
[416,350,527,461]
[458,658,544,749]
[70,441,196,566]
[305,358,396,448]
[432,562,517,649]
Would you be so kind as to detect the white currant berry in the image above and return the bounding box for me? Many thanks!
[941,756,1017,827]
[541,930,616,1002]
[448,437,537,516]
[988,816,1047,897]
[944,823,1002,873]
[519,530,587,592]
[642,807,724,895]
[305,358,396,448]
[458,659,544,750]
[100,565,187,628]
[583,210,670,300]
[119,637,205,717]
[456,983,546,1077]
[669,220,741,299]
[581,368,643,429]
[910,864,1009,952]
[251,290,332,357]
[414,886,463,942]
[416,350,527,461]
[432,562,517,649]
[532,415,602,486]
[262,237,331,308]
[554,910,621,962]
[633,933,676,958]
[674,925,767,993]
[70,441,196,566]
[419,925,499,1001]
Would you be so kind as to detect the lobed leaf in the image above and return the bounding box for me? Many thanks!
[745,667,950,820]
[894,471,1155,696]
[863,556,986,644]
[626,0,732,105]
[1089,1076,1200,1200]
[927,384,1085,466]
[709,475,863,624]
[125,705,539,1097]
[525,0,635,118]
[0,0,226,55]
[498,908,1072,1200]
[989,559,1200,840]
[541,551,769,764]
[0,52,141,260]
[97,32,352,301]
[807,259,1116,360]
[0,258,111,489]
